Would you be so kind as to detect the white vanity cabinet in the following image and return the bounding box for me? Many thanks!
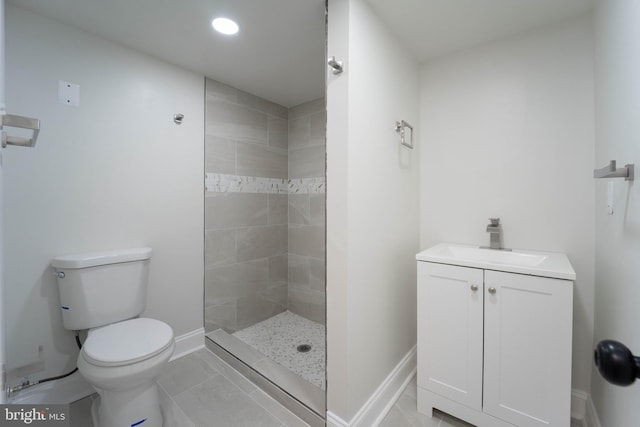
[416,244,575,427]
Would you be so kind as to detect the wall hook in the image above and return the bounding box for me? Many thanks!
[174,113,184,125]
[328,56,344,75]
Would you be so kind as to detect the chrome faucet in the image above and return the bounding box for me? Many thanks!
[486,218,502,250]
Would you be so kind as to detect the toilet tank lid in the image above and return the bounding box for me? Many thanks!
[51,247,152,269]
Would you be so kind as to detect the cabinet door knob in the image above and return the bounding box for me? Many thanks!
[470,284,479,292]
[488,287,497,295]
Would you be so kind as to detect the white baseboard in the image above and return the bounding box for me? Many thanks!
[170,327,205,361]
[584,394,602,427]
[572,388,588,420]
[327,346,417,427]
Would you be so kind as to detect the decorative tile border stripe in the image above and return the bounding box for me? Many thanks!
[288,176,326,194]
[205,173,325,194]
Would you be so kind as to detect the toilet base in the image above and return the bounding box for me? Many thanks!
[91,382,163,427]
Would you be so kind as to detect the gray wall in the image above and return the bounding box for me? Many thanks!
[204,78,326,333]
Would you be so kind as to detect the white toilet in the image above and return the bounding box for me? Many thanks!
[52,247,174,427]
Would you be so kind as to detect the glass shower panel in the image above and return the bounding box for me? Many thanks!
[203,77,326,417]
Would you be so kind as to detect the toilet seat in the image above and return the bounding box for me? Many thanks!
[82,318,174,367]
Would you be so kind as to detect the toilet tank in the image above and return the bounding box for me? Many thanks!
[51,247,152,330]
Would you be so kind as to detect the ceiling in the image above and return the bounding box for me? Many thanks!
[8,0,327,108]
[8,0,595,108]
[366,0,595,63]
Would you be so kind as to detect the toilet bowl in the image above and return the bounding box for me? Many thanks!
[77,318,175,427]
[52,248,174,427]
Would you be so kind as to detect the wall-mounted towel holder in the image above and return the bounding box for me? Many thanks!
[593,160,634,181]
[1,113,41,148]
[395,120,414,149]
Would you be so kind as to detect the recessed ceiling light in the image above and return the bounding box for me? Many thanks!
[212,17,239,36]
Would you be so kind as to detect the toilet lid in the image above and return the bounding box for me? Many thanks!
[82,318,174,367]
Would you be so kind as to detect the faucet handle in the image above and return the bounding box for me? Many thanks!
[489,218,500,226]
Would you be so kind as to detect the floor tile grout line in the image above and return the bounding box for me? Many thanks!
[156,381,197,427]
[247,388,311,427]
[163,369,223,401]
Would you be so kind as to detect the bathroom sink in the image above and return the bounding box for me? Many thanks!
[441,245,547,267]
[416,243,576,280]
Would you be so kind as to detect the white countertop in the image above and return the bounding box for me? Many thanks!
[416,243,576,280]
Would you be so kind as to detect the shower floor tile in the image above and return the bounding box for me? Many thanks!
[233,311,326,390]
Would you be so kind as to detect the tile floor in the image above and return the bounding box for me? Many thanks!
[233,311,325,390]
[70,348,311,427]
[381,378,584,427]
[70,347,584,427]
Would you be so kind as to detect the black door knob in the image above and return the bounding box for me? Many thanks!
[594,340,640,386]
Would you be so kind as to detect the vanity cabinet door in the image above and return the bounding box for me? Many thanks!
[483,270,573,427]
[417,262,484,411]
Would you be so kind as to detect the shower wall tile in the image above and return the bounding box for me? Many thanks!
[205,302,236,333]
[289,225,325,259]
[205,229,236,268]
[206,135,236,175]
[205,78,293,334]
[236,296,287,331]
[206,99,268,143]
[309,258,325,292]
[237,90,288,120]
[268,194,288,225]
[259,281,288,308]
[236,225,287,262]
[205,193,268,229]
[289,145,326,179]
[288,254,310,288]
[236,142,287,179]
[205,257,288,333]
[205,259,268,306]
[206,174,288,194]
[288,98,325,120]
[288,194,310,225]
[288,288,325,324]
[205,85,326,333]
[288,116,310,148]
[268,117,288,150]
[205,79,238,103]
[309,194,325,226]
[286,97,326,324]
[309,111,326,140]
[287,252,324,281]
[268,254,288,284]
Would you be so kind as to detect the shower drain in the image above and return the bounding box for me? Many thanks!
[296,344,312,353]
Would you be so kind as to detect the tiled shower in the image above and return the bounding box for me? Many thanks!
[203,77,326,416]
